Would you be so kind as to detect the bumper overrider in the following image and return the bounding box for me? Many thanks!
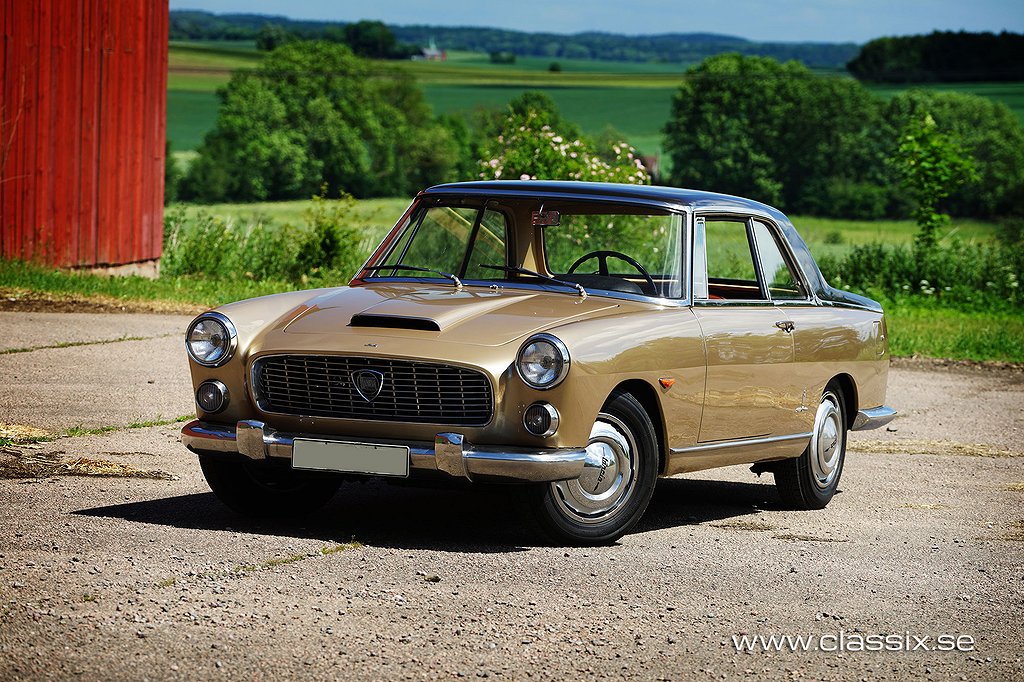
[851,406,898,431]
[181,419,587,484]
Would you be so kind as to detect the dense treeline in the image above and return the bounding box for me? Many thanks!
[168,10,858,68]
[254,20,419,58]
[848,31,1024,83]
[664,54,1024,219]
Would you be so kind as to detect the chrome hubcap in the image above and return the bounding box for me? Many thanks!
[810,392,843,490]
[551,413,637,524]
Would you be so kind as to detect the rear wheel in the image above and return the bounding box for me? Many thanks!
[199,454,341,518]
[774,384,847,510]
[532,391,658,545]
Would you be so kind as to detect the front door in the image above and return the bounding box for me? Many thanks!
[692,215,804,442]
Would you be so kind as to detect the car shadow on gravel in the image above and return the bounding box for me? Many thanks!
[75,475,782,550]
[635,476,785,534]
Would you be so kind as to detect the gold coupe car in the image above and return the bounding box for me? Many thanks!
[181,181,895,544]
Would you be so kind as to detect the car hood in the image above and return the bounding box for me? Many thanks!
[280,282,623,347]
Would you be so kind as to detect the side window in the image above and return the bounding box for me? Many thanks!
[751,221,805,300]
[703,219,763,300]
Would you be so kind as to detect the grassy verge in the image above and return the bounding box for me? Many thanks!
[0,415,194,448]
[0,261,298,309]
[883,301,1024,363]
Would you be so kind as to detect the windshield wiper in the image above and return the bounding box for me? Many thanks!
[480,265,587,299]
[363,264,462,290]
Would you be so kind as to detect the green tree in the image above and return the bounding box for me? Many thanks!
[255,23,294,51]
[891,113,978,249]
[478,93,649,184]
[663,53,890,215]
[885,91,1024,217]
[182,42,460,202]
[342,20,403,59]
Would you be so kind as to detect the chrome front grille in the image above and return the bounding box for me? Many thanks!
[253,355,493,426]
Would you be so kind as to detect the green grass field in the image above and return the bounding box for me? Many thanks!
[176,197,412,246]
[167,90,220,150]
[168,42,1024,156]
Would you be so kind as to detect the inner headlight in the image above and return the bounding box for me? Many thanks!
[516,333,570,389]
[185,313,236,367]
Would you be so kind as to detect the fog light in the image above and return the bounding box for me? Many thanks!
[196,380,229,414]
[523,402,559,437]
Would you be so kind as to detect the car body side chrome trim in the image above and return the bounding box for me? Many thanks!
[670,432,813,454]
[852,405,898,431]
[181,420,586,484]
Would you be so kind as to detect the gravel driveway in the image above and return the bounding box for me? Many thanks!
[1,311,1021,681]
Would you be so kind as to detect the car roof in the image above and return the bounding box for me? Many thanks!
[422,180,780,214]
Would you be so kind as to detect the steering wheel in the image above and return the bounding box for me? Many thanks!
[567,250,657,293]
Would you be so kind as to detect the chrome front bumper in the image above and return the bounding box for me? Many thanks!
[852,405,898,431]
[181,419,587,484]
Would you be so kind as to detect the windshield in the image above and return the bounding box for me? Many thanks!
[373,203,508,281]
[543,207,683,298]
[366,197,683,299]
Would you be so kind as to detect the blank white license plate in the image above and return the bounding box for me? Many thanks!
[292,439,410,477]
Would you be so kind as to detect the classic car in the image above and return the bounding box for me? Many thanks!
[181,180,896,544]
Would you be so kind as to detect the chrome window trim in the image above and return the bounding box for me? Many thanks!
[185,311,238,368]
[691,214,708,301]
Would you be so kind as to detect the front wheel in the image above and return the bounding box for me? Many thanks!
[199,454,341,519]
[532,391,658,545]
[773,385,847,510]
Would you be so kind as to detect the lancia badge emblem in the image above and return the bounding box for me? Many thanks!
[352,369,385,402]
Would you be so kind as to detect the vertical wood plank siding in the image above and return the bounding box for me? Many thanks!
[0,0,167,267]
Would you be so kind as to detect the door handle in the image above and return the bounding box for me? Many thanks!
[775,320,795,333]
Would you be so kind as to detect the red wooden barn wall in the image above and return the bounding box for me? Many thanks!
[1,0,168,267]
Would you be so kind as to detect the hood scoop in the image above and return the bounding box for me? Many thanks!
[349,314,441,332]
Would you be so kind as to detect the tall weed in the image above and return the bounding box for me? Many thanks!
[162,192,367,284]
[821,240,1022,309]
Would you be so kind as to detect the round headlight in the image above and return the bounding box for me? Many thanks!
[516,333,570,389]
[185,313,236,367]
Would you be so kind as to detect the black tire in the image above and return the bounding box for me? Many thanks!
[199,454,341,519]
[531,391,658,545]
[774,384,847,510]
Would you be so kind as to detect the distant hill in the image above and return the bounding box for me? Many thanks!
[169,10,859,68]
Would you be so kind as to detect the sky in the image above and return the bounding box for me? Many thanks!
[169,0,1024,43]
